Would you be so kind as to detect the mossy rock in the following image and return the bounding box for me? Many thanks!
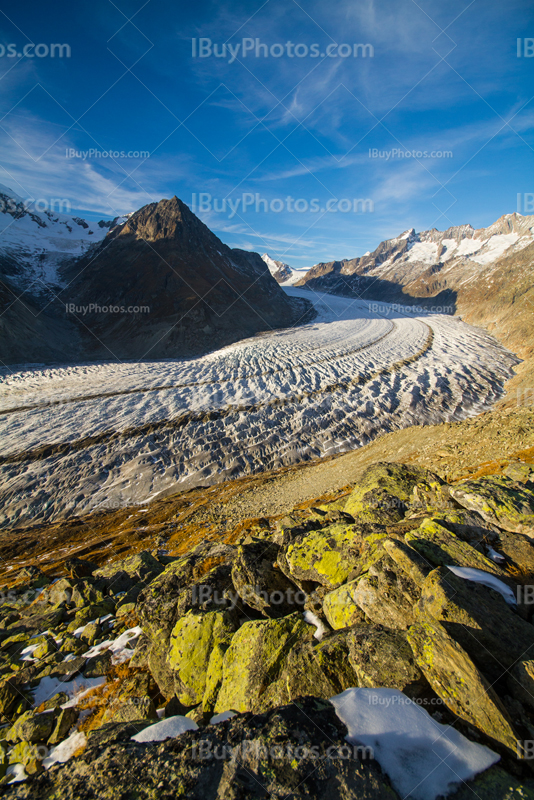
[285,525,363,589]
[322,581,367,630]
[231,541,303,618]
[382,539,431,587]
[416,567,534,679]
[347,624,426,698]
[282,631,358,700]
[214,613,311,714]
[350,557,420,630]
[407,619,519,754]
[345,462,443,519]
[450,475,534,535]
[168,610,237,707]
[406,519,510,577]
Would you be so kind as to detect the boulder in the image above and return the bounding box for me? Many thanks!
[407,619,520,754]
[416,567,534,677]
[345,462,443,519]
[347,625,427,698]
[450,476,534,535]
[47,707,78,745]
[231,541,303,617]
[350,558,420,630]
[406,519,510,577]
[282,631,359,700]
[322,581,368,630]
[102,696,158,725]
[214,613,311,713]
[0,698,396,799]
[167,610,237,707]
[94,551,164,586]
[284,524,363,589]
[382,538,431,587]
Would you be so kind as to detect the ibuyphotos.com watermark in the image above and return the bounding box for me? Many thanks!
[0,196,71,214]
[65,303,150,315]
[192,193,374,219]
[191,740,374,762]
[192,38,373,63]
[369,148,452,160]
[369,302,454,315]
[0,43,70,58]
[65,148,150,160]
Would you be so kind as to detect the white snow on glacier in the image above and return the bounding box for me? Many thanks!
[0,288,519,527]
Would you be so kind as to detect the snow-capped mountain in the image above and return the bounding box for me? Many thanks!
[0,183,126,296]
[261,253,310,286]
[297,213,534,297]
[0,188,310,364]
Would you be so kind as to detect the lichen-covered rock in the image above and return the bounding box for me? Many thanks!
[282,631,359,699]
[102,696,158,725]
[382,539,431,587]
[322,581,368,629]
[231,540,303,617]
[350,558,420,630]
[449,765,534,799]
[94,551,163,586]
[285,525,363,589]
[347,625,427,698]
[7,709,58,744]
[0,676,28,720]
[407,619,520,754]
[0,697,398,799]
[344,462,443,519]
[416,567,534,678]
[214,613,311,713]
[406,519,509,577]
[508,659,534,712]
[450,476,534,535]
[167,610,237,706]
[47,707,78,745]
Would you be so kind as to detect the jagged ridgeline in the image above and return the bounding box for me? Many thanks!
[2,459,534,797]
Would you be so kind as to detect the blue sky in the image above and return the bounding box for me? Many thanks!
[0,0,533,266]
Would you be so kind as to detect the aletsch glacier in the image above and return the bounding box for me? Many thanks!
[0,287,518,528]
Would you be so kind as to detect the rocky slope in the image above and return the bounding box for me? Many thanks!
[0,190,311,364]
[1,454,534,796]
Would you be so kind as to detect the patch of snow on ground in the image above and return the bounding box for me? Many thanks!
[43,731,87,768]
[446,566,517,604]
[131,715,198,742]
[7,763,28,783]
[330,687,499,800]
[303,610,328,640]
[210,710,237,724]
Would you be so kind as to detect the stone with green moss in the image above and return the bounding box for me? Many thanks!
[350,558,420,630]
[168,610,237,707]
[322,581,367,630]
[344,462,443,519]
[382,538,431,586]
[416,567,534,678]
[408,618,519,753]
[282,630,358,700]
[285,525,362,589]
[406,518,509,576]
[348,624,426,697]
[450,475,534,534]
[214,613,311,714]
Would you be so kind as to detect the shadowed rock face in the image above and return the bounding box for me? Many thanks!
[59,196,308,361]
[0,195,312,364]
